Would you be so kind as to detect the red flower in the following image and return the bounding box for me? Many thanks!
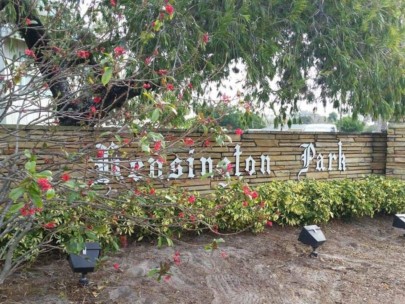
[24,49,36,59]
[77,50,90,59]
[145,57,152,65]
[266,220,273,227]
[123,138,130,145]
[134,163,140,170]
[157,69,168,75]
[173,251,181,266]
[202,32,209,44]
[187,83,193,89]
[154,141,162,152]
[184,137,194,146]
[190,215,196,222]
[242,201,249,207]
[43,221,56,229]
[226,163,233,173]
[113,263,120,270]
[251,191,258,199]
[149,188,156,195]
[61,173,70,182]
[93,96,102,104]
[165,4,174,16]
[220,251,228,259]
[242,185,251,196]
[37,178,52,191]
[134,189,142,196]
[157,156,166,164]
[163,275,171,282]
[203,139,211,147]
[166,83,174,91]
[90,106,97,114]
[51,46,61,53]
[96,150,104,158]
[235,128,244,135]
[143,83,151,89]
[110,0,117,6]
[188,195,196,204]
[179,212,185,218]
[25,18,31,25]
[114,46,125,57]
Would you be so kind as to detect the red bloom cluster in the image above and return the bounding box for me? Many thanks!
[24,49,36,59]
[43,221,56,229]
[235,128,244,135]
[166,83,174,91]
[110,0,117,6]
[154,141,162,152]
[25,18,31,25]
[114,46,125,57]
[184,137,194,146]
[143,83,151,89]
[37,178,52,191]
[165,4,174,16]
[113,263,120,270]
[97,150,104,158]
[242,185,259,199]
[61,173,70,182]
[77,50,90,59]
[202,32,209,44]
[188,195,196,204]
[20,204,41,217]
[93,96,102,104]
[173,251,181,266]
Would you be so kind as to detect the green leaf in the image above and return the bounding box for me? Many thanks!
[31,193,43,208]
[102,66,113,86]
[46,188,55,200]
[9,187,25,201]
[24,150,31,159]
[25,161,36,174]
[151,108,160,122]
[8,202,25,214]
[36,170,53,178]
[141,143,151,153]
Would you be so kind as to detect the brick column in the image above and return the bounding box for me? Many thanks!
[386,123,405,179]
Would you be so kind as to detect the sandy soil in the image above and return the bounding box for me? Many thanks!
[2,214,405,304]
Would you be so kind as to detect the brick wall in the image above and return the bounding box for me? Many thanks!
[1,125,398,193]
[386,123,405,180]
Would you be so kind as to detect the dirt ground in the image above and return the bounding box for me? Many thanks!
[2,214,405,304]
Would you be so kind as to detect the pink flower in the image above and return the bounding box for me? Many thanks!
[187,83,193,89]
[110,0,117,6]
[179,212,185,218]
[188,195,196,204]
[190,215,196,222]
[113,263,120,270]
[202,32,209,44]
[165,4,174,16]
[133,163,140,170]
[163,275,171,282]
[143,83,151,89]
[43,221,56,229]
[154,141,162,152]
[173,251,181,266]
[77,50,90,59]
[184,138,194,146]
[157,69,168,75]
[24,49,36,59]
[25,18,31,25]
[166,83,174,91]
[90,106,97,114]
[235,128,244,135]
[242,185,251,196]
[114,46,125,57]
[61,173,70,182]
[37,178,52,191]
[123,138,130,145]
[93,96,102,104]
[157,156,166,164]
[145,57,152,65]
[226,163,233,173]
[251,191,258,199]
[242,201,249,207]
[266,220,273,227]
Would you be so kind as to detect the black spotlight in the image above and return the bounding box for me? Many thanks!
[393,214,405,235]
[298,225,326,257]
[68,242,101,286]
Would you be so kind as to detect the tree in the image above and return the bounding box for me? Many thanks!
[328,112,338,123]
[337,116,365,132]
[1,0,404,126]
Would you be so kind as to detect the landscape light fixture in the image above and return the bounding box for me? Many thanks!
[392,214,405,236]
[298,225,326,258]
[68,242,101,286]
